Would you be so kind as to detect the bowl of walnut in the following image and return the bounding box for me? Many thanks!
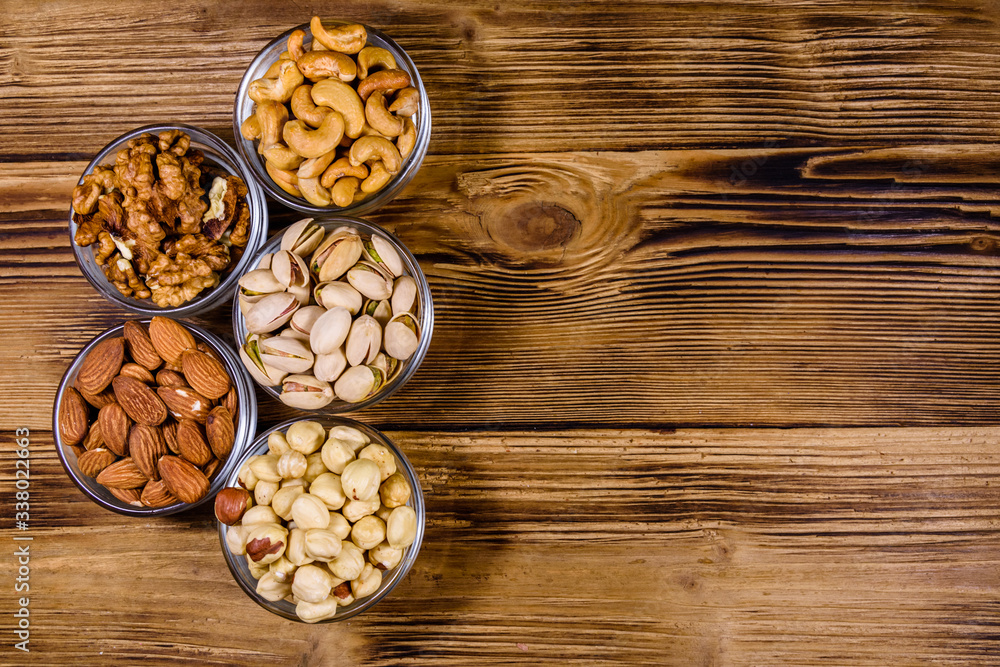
[69,123,269,317]
[52,317,258,516]
[233,16,431,216]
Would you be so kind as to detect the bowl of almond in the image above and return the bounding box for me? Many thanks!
[53,317,258,516]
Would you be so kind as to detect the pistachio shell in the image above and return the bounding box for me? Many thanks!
[246,292,299,334]
[260,336,315,374]
[288,282,311,306]
[383,312,420,360]
[333,365,384,403]
[314,348,348,383]
[310,230,364,282]
[280,327,310,342]
[239,268,285,300]
[362,235,403,277]
[390,276,417,316]
[257,253,273,270]
[309,307,353,355]
[371,352,398,383]
[271,250,311,289]
[345,315,382,367]
[346,261,393,301]
[362,298,392,328]
[314,281,363,314]
[280,374,335,410]
[291,305,327,337]
[280,219,325,256]
[240,338,289,387]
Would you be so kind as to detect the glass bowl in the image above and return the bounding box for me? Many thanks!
[52,319,259,517]
[232,216,434,414]
[69,123,269,318]
[218,417,425,622]
[232,20,431,217]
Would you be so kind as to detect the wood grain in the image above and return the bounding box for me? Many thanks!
[3,427,999,665]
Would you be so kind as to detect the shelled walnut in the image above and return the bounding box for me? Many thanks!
[71,130,252,307]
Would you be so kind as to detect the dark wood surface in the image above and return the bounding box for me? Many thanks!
[2,1,1000,664]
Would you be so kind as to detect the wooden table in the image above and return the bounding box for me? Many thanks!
[2,1,999,664]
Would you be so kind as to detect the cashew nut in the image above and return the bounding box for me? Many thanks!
[255,101,289,154]
[396,117,417,160]
[298,176,332,207]
[388,87,419,117]
[240,115,262,141]
[356,69,411,102]
[263,55,291,78]
[266,160,301,197]
[288,29,307,61]
[360,161,392,193]
[357,46,397,79]
[264,144,306,171]
[311,79,366,138]
[291,85,332,128]
[298,150,337,179]
[310,17,366,54]
[283,114,345,159]
[331,177,360,207]
[365,91,403,137]
[297,50,357,83]
[249,59,304,104]
[320,157,369,188]
[348,136,402,174]
[359,123,390,139]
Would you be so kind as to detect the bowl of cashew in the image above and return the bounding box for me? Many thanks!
[233,17,431,217]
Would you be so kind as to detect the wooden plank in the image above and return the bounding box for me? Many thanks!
[1,0,1000,156]
[3,145,1000,430]
[3,427,998,665]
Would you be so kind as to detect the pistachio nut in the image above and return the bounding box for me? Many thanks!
[280,218,325,256]
[313,348,348,383]
[279,374,335,410]
[291,493,331,530]
[346,260,393,301]
[379,471,411,508]
[329,512,352,540]
[310,229,364,282]
[238,268,285,302]
[290,305,326,337]
[370,352,399,384]
[314,281,363,314]
[352,562,382,599]
[362,298,392,328]
[340,458,381,502]
[362,235,404,277]
[386,505,417,549]
[239,338,289,388]
[286,420,326,454]
[383,312,420,361]
[369,540,403,571]
[351,515,386,551]
[245,292,299,334]
[358,443,396,482]
[291,563,333,603]
[260,336,315,374]
[256,571,292,601]
[390,275,417,316]
[296,597,339,623]
[304,528,343,562]
[329,425,370,451]
[321,438,356,475]
[341,496,381,523]
[271,249,311,289]
[333,364,384,403]
[345,315,382,367]
[309,471,347,510]
[309,306,352,355]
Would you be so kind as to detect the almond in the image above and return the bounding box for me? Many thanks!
[181,349,231,399]
[113,376,168,426]
[196,341,225,362]
[78,447,117,477]
[58,386,90,446]
[123,320,163,371]
[162,420,181,455]
[205,405,235,460]
[176,419,213,466]
[203,458,222,479]
[98,402,130,457]
[119,362,155,383]
[222,386,239,416]
[79,386,116,409]
[158,455,210,504]
[109,486,143,507]
[140,479,178,508]
[76,337,125,395]
[130,424,167,481]
[148,317,196,366]
[156,369,187,388]
[82,419,104,451]
[157,386,211,423]
[96,457,148,489]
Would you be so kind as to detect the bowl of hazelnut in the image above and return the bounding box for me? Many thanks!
[233,16,431,216]
[69,123,269,317]
[216,417,424,623]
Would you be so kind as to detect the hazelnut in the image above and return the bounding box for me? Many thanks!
[256,571,292,602]
[304,528,343,562]
[286,420,326,455]
[225,525,248,556]
[328,512,352,540]
[369,541,402,571]
[350,515,386,550]
[340,459,380,501]
[342,497,380,524]
[291,563,333,603]
[246,554,269,579]
[328,541,365,581]
[271,485,306,521]
[277,450,308,479]
[254,479,279,506]
[286,527,314,567]
[328,425,369,453]
[238,457,260,491]
[245,523,288,565]
[351,563,382,599]
[303,452,326,483]
[378,472,411,508]
[249,454,282,483]
[386,506,416,549]
[358,443,396,482]
[242,505,281,527]
[308,472,346,510]
[268,555,298,583]
[215,487,252,525]
[267,430,291,456]
[321,438,355,475]
[291,493,331,530]
[295,597,339,623]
